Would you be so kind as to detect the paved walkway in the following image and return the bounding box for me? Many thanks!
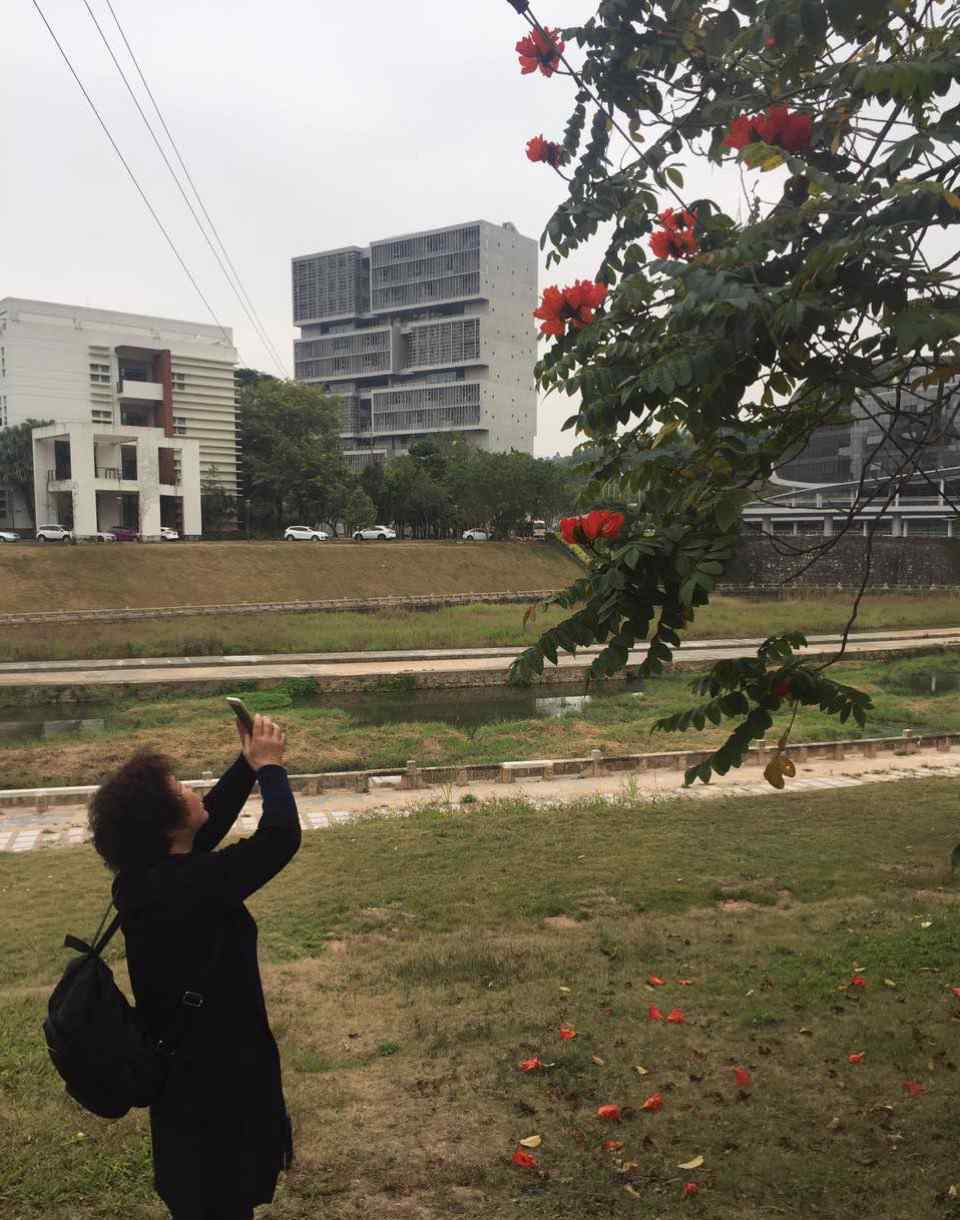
[2,627,959,689]
[3,749,957,855]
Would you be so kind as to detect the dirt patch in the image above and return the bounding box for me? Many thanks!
[326,940,349,956]
[719,899,763,912]
[913,888,960,904]
[543,915,579,929]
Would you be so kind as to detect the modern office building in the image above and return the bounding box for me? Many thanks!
[0,298,238,538]
[291,220,538,468]
[744,388,960,537]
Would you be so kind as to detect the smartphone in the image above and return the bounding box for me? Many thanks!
[225,697,255,735]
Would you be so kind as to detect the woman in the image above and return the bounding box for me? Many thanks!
[88,714,300,1220]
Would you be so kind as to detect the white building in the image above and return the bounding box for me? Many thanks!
[0,298,239,537]
[292,220,538,468]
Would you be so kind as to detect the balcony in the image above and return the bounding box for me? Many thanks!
[95,465,138,482]
[46,468,72,484]
[117,379,164,402]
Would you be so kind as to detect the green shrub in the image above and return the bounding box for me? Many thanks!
[877,652,960,695]
[230,690,293,712]
[280,676,319,700]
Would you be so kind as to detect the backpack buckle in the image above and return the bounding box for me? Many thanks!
[182,991,204,1008]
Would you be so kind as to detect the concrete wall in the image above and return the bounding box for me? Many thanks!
[728,534,960,586]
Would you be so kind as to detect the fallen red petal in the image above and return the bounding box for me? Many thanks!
[734,1067,752,1087]
[648,1006,664,1021]
[558,1025,577,1040]
[603,1139,624,1151]
[641,1092,664,1112]
[648,975,666,986]
[683,1182,700,1197]
[903,1080,926,1097]
[597,1104,622,1121]
[667,1009,686,1024]
[512,1146,538,1168]
[848,1052,865,1065]
[850,975,867,988]
[519,1056,543,1073]
[951,987,960,999]
[677,979,693,986]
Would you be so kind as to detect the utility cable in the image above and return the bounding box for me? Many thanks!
[101,0,289,377]
[81,0,287,375]
[29,0,230,342]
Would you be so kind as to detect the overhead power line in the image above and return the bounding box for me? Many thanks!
[101,0,289,377]
[81,0,289,378]
[29,0,231,343]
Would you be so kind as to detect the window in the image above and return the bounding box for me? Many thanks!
[0,490,7,517]
[0,347,5,377]
[89,362,111,385]
[91,408,112,424]
[173,372,187,392]
[173,416,187,436]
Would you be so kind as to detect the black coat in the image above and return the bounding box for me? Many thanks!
[112,758,301,1214]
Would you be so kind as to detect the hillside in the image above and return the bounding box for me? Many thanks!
[0,540,580,613]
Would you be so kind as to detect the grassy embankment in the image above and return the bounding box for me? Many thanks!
[2,592,960,663]
[0,655,956,790]
[4,778,960,1218]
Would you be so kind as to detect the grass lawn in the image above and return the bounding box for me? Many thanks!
[4,778,960,1218]
[0,656,956,790]
[1,592,960,663]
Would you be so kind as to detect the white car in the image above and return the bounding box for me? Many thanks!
[160,527,180,541]
[284,525,329,542]
[0,530,20,543]
[94,531,117,543]
[36,524,73,543]
[462,528,488,541]
[353,525,397,541]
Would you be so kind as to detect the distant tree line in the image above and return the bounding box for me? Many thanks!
[236,372,586,539]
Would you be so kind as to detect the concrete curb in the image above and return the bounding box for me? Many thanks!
[1,728,949,813]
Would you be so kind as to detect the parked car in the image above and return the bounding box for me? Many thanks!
[283,525,329,542]
[462,528,488,541]
[94,531,117,543]
[531,519,547,539]
[352,525,397,541]
[111,526,141,542]
[160,527,180,541]
[36,524,73,543]
[0,530,20,543]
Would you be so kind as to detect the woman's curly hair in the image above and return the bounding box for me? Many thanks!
[88,750,186,874]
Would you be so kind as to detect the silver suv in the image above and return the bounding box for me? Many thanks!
[36,524,74,543]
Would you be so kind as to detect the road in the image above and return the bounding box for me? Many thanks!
[0,626,957,689]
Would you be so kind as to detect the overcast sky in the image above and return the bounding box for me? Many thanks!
[3,0,631,454]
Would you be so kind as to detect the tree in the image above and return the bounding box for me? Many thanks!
[200,464,238,533]
[343,487,376,535]
[0,419,51,528]
[501,0,960,784]
[238,379,348,533]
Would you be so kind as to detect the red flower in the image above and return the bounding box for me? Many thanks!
[641,1092,664,1112]
[683,1182,700,1197]
[534,280,607,336]
[512,1146,538,1168]
[734,1067,752,1087]
[848,1052,865,1064]
[526,135,564,168]
[559,1024,577,1040]
[902,1080,926,1097]
[951,987,960,999]
[850,975,867,989]
[649,1005,664,1021]
[648,975,666,986]
[765,35,777,47]
[649,209,698,260]
[559,510,624,546]
[516,27,564,76]
[603,1139,624,1151]
[724,106,812,154]
[597,1104,622,1120]
[519,1056,543,1072]
[667,1008,686,1024]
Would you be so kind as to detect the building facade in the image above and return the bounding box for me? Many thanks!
[0,298,238,536]
[291,220,538,468]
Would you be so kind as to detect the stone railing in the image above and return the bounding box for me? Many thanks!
[2,728,952,813]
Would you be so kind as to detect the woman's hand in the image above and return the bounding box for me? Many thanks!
[242,714,287,771]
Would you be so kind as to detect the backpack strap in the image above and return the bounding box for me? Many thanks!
[155,918,229,1055]
[63,901,122,958]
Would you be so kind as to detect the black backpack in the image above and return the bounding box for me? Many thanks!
[43,898,224,1120]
